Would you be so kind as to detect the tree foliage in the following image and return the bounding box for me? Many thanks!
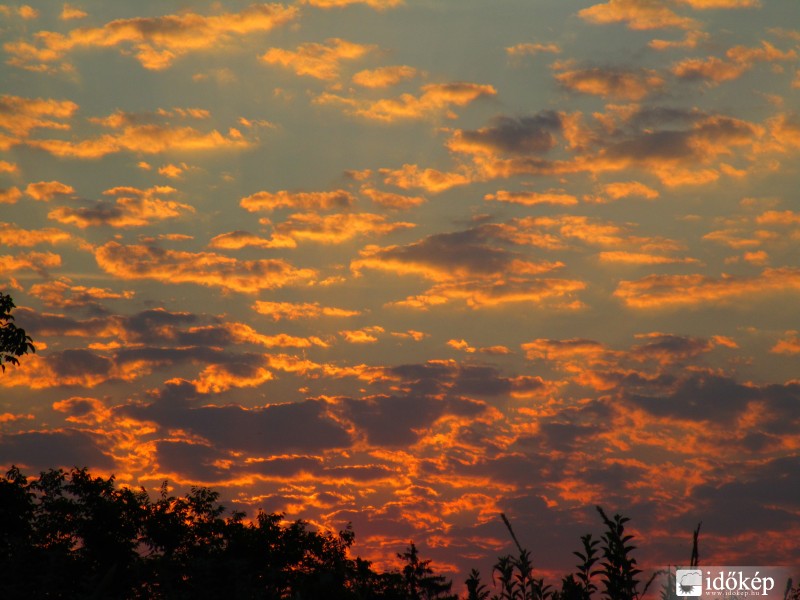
[0,292,35,371]
[0,466,453,599]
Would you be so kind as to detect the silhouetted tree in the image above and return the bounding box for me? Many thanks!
[0,292,35,371]
[0,466,458,599]
[399,542,457,600]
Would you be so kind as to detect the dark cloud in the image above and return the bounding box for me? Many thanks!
[452,111,563,155]
[340,394,486,446]
[121,395,351,454]
[155,440,231,480]
[691,456,800,534]
[50,349,114,380]
[0,430,114,472]
[627,374,800,426]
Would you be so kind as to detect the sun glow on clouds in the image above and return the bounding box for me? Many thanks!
[2,0,799,585]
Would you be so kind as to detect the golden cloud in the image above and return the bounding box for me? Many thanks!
[596,181,659,201]
[253,300,360,321]
[361,187,426,210]
[649,30,709,51]
[29,123,250,159]
[671,41,796,84]
[95,242,317,293]
[676,0,760,8]
[614,267,800,308]
[48,185,195,228]
[393,278,586,310]
[24,180,75,201]
[0,250,61,275]
[0,5,39,19]
[0,95,78,137]
[5,3,299,71]
[771,331,800,354]
[240,189,355,212]
[352,65,418,88]
[316,82,497,122]
[0,160,18,173]
[554,65,665,100]
[0,187,23,204]
[273,212,415,244]
[261,38,375,80]
[506,43,561,57]
[208,230,297,249]
[301,0,404,8]
[579,0,697,30]
[60,4,88,20]
[597,251,699,265]
[379,164,473,193]
[189,363,275,394]
[756,210,800,226]
[340,326,384,344]
[28,278,134,309]
[484,190,578,206]
[0,222,71,247]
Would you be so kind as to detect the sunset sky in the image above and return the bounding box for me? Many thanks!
[1,0,799,585]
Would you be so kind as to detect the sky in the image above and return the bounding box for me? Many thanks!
[1,0,799,587]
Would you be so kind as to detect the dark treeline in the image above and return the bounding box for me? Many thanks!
[1,467,799,600]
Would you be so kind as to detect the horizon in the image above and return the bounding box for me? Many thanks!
[1,0,799,587]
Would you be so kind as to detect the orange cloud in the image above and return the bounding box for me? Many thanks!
[189,363,275,394]
[756,210,800,226]
[521,338,612,367]
[506,43,560,58]
[261,38,375,80]
[352,65,418,88]
[5,4,299,71]
[273,212,415,244]
[60,4,88,20]
[0,95,78,137]
[671,42,796,85]
[316,82,497,122]
[95,242,317,293]
[24,180,75,201]
[649,30,710,51]
[676,0,760,8]
[379,164,473,193]
[29,121,250,159]
[578,0,697,30]
[447,339,476,353]
[484,190,578,206]
[361,187,426,210]
[597,251,699,265]
[253,300,360,321]
[53,397,111,425]
[240,189,355,212]
[771,331,800,354]
[390,278,586,310]
[0,160,18,173]
[301,0,404,8]
[0,222,71,246]
[340,326,385,344]
[593,181,660,202]
[0,5,38,20]
[554,65,665,100]
[0,187,23,204]
[208,230,297,249]
[48,185,194,228]
[28,278,135,308]
[614,267,800,308]
[0,250,61,275]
